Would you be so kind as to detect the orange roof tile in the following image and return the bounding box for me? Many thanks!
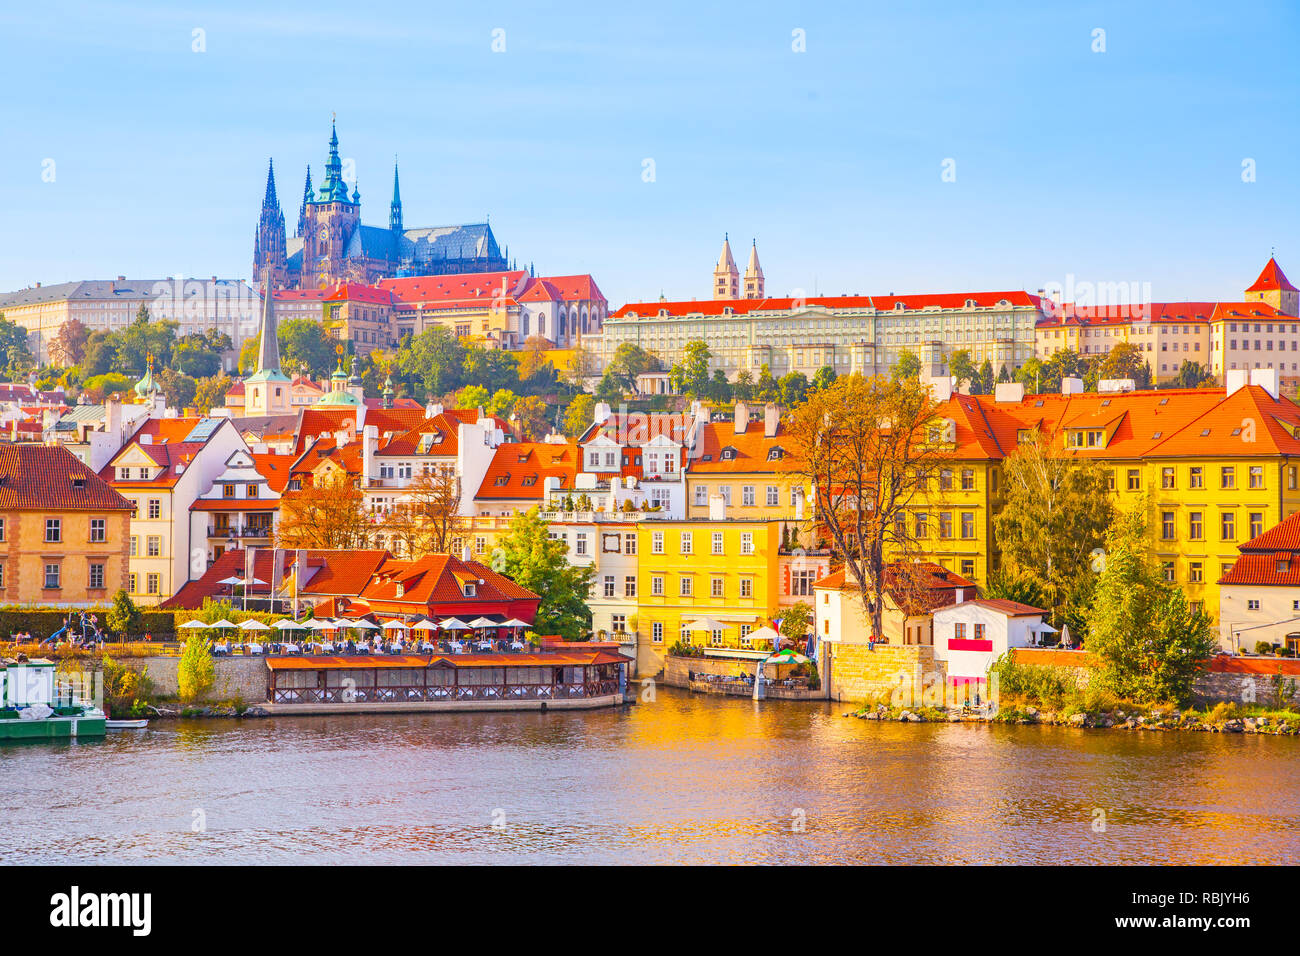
[1246,257,1297,294]
[475,442,578,500]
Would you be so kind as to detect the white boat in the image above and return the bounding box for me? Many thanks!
[105,719,149,730]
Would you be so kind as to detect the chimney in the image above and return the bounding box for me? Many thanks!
[362,424,378,485]
[1225,369,1249,396]
[1061,376,1084,395]
[593,401,612,426]
[994,382,1025,403]
[1249,367,1280,400]
[461,545,472,562]
[764,403,780,438]
[733,401,749,434]
[926,374,953,403]
[105,395,121,440]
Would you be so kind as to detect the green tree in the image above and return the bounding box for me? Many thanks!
[114,309,178,373]
[562,394,595,438]
[778,370,808,406]
[485,388,518,418]
[455,384,491,410]
[669,340,712,398]
[708,368,733,403]
[1098,341,1151,389]
[594,370,624,402]
[492,508,593,641]
[106,589,142,637]
[511,395,550,440]
[811,366,837,391]
[462,345,521,394]
[193,374,233,414]
[177,633,216,703]
[0,315,33,376]
[1087,506,1217,705]
[779,602,813,647]
[949,349,977,392]
[890,349,921,381]
[155,367,197,411]
[398,326,466,399]
[991,431,1115,626]
[172,339,221,377]
[732,369,756,401]
[1167,360,1212,390]
[277,318,335,377]
[975,359,995,395]
[755,363,779,403]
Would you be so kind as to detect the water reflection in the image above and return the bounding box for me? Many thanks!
[1,690,1296,864]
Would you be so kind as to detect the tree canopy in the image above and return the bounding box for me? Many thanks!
[491,507,593,641]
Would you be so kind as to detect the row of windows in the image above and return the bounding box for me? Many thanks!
[650,530,756,555]
[0,518,108,544]
[1122,464,1283,492]
[129,535,166,557]
[1159,509,1265,542]
[645,575,756,599]
[898,512,979,539]
[693,485,800,507]
[0,562,107,590]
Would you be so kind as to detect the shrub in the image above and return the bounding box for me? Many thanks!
[101,655,155,718]
[177,634,215,702]
[668,640,704,658]
[106,590,142,636]
[1255,641,1276,656]
[988,652,1082,709]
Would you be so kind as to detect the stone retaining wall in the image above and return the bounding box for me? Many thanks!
[824,642,936,704]
[126,656,267,703]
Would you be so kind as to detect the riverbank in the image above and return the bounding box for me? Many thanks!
[848,702,1300,735]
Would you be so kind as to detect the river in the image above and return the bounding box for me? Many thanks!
[3,689,1297,864]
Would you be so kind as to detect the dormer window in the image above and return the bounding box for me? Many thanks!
[767,446,785,461]
[1277,559,1290,573]
[522,475,537,486]
[721,447,737,460]
[395,583,404,598]
[463,582,476,597]
[494,475,509,486]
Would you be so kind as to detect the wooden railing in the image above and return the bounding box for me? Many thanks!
[270,680,619,705]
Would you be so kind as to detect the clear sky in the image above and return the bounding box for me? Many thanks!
[1,0,1297,307]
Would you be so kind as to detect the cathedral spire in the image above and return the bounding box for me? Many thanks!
[389,159,403,233]
[319,117,352,204]
[255,272,283,378]
[263,159,279,208]
[713,234,739,299]
[297,165,313,237]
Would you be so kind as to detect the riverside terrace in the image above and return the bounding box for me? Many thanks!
[262,648,631,714]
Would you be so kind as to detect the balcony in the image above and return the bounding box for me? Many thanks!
[209,525,274,539]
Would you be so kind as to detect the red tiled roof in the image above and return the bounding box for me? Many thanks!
[813,562,975,615]
[323,282,393,305]
[0,445,132,511]
[476,442,578,500]
[358,554,540,612]
[957,598,1047,617]
[613,291,1036,320]
[249,453,297,493]
[1217,553,1300,586]
[687,421,798,474]
[298,550,392,597]
[1239,511,1300,553]
[1246,257,1297,294]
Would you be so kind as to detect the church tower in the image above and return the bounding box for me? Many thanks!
[743,239,765,299]
[713,234,739,300]
[1245,257,1298,315]
[301,120,361,288]
[252,160,287,286]
[243,272,292,417]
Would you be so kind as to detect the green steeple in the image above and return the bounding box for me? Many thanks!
[314,350,361,407]
[317,119,353,204]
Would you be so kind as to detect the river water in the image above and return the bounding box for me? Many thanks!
[3,689,1296,864]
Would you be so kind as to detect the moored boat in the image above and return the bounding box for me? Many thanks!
[0,657,106,741]
[105,719,149,730]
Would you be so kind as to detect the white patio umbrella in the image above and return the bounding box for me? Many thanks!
[381,620,409,631]
[238,620,271,631]
[746,625,780,646]
[208,619,237,629]
[179,620,207,629]
[273,619,306,631]
[467,617,497,629]
[501,618,528,629]
[216,577,244,586]
[684,617,726,632]
[439,618,469,630]
[303,618,334,630]
[411,618,439,631]
[350,620,379,630]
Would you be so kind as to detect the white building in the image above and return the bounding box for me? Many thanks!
[931,598,1049,688]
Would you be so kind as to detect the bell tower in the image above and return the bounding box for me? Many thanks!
[305,118,360,287]
[713,234,739,300]
[252,159,287,287]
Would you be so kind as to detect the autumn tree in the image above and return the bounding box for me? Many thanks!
[1097,341,1151,389]
[192,374,233,415]
[275,471,372,550]
[562,394,595,437]
[791,374,948,640]
[511,395,550,440]
[385,469,464,556]
[890,349,921,381]
[51,318,89,367]
[991,430,1115,627]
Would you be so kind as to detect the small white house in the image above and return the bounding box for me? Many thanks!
[931,598,1049,687]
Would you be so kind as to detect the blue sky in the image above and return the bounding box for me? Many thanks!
[0,0,1297,306]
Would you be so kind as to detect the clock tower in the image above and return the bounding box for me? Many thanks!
[300,119,360,288]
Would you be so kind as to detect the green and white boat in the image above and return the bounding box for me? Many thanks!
[0,657,106,741]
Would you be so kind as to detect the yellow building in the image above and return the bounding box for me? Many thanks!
[685,403,811,522]
[0,445,133,607]
[905,372,1300,620]
[634,519,782,673]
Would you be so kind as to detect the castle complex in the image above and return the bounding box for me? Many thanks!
[253,122,510,289]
